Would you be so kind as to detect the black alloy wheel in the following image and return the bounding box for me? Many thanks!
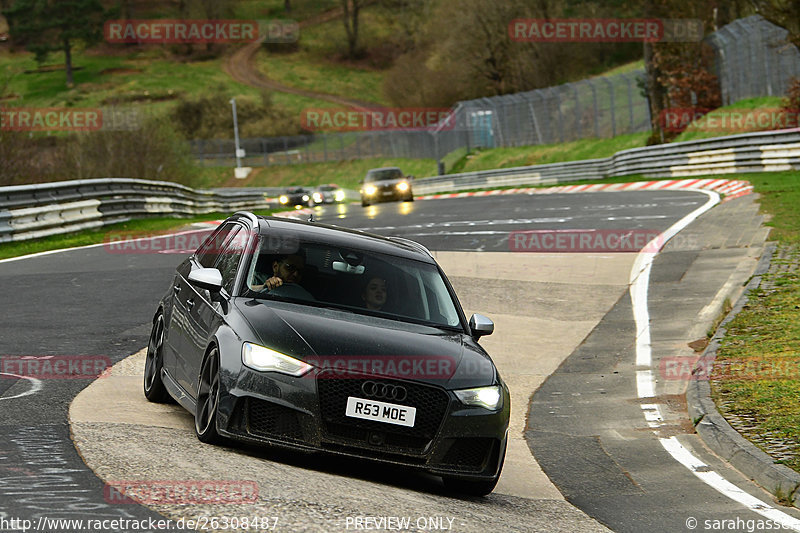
[195,347,222,444]
[143,313,170,403]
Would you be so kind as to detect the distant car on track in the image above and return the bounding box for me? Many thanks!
[279,187,314,208]
[360,167,414,207]
[312,183,345,204]
[144,212,509,495]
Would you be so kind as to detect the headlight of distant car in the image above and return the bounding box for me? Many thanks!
[396,181,409,192]
[313,192,323,203]
[302,194,310,202]
[279,195,289,204]
[242,342,313,377]
[364,185,377,196]
[334,190,345,202]
[454,386,502,410]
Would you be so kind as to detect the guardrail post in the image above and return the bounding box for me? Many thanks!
[604,77,616,137]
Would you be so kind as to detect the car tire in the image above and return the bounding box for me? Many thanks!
[362,200,370,207]
[143,313,170,403]
[404,193,414,202]
[195,347,222,444]
[442,441,506,496]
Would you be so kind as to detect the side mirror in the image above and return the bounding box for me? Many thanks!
[407,175,415,180]
[469,313,494,338]
[188,268,223,293]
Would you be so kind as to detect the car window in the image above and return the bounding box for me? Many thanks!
[213,226,247,294]
[195,223,237,268]
[365,169,402,182]
[243,236,462,329]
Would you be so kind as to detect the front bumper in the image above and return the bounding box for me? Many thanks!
[361,185,413,203]
[217,367,509,479]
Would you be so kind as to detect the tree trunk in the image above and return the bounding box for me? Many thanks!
[643,41,666,144]
[64,37,74,87]
[342,0,360,58]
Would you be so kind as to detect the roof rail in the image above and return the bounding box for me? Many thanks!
[388,236,433,258]
[231,211,259,226]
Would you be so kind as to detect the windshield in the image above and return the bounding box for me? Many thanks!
[364,168,403,182]
[243,235,462,329]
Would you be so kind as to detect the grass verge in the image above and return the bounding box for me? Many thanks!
[705,171,800,473]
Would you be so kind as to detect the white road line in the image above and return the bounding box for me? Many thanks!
[630,189,800,529]
[0,372,42,401]
[662,437,800,529]
[0,227,216,264]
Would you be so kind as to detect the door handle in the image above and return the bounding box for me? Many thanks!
[187,299,195,309]
[173,284,182,294]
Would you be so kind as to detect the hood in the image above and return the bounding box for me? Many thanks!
[235,299,496,389]
[370,178,405,186]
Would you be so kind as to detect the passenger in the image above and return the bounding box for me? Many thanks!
[362,276,387,311]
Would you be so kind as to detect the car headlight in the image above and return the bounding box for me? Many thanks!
[279,195,288,204]
[334,190,345,201]
[302,194,309,202]
[313,193,323,203]
[396,181,409,192]
[242,342,312,377]
[364,185,377,196]
[454,386,502,410]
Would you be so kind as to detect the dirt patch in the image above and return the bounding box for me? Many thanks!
[24,65,85,74]
[100,67,143,75]
[220,166,266,188]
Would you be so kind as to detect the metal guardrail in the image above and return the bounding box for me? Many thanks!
[0,178,275,243]
[412,129,800,194]
[3,129,800,243]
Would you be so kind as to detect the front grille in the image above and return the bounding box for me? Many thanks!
[246,398,305,442]
[441,438,495,471]
[317,372,449,453]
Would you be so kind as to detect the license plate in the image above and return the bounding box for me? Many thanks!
[345,397,416,427]
[382,191,394,196]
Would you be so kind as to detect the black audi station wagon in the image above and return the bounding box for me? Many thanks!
[144,211,509,495]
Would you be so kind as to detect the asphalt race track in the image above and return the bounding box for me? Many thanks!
[1,190,795,533]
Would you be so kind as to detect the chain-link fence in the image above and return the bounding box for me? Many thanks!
[192,69,650,167]
[708,14,800,106]
[192,15,800,169]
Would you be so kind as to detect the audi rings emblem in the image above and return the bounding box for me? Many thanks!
[361,381,407,402]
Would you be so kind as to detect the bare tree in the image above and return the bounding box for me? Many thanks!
[749,0,800,47]
[342,0,365,58]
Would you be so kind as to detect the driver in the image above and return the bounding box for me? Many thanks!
[252,252,314,300]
